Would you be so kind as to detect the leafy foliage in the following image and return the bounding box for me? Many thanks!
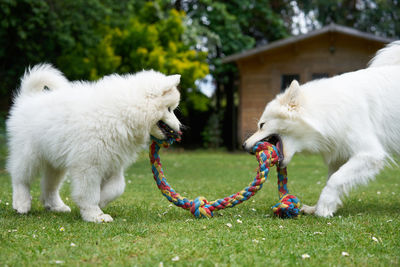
[178,0,291,148]
[298,0,400,38]
[0,0,209,116]
[0,0,210,146]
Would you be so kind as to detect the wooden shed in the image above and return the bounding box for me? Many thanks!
[222,24,393,144]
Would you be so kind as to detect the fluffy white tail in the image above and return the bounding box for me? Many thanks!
[368,40,400,68]
[19,63,69,95]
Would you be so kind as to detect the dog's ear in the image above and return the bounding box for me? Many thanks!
[280,80,302,110]
[162,75,181,95]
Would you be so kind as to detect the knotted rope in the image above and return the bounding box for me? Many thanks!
[149,137,300,218]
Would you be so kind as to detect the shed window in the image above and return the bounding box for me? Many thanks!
[312,73,329,80]
[281,74,300,92]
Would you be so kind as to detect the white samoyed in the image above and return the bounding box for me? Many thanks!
[7,64,182,222]
[243,41,400,217]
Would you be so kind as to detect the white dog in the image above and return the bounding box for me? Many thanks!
[7,64,182,222]
[243,41,400,217]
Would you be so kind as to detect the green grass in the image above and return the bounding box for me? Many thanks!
[0,142,399,266]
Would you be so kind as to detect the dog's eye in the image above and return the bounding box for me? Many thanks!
[259,123,265,129]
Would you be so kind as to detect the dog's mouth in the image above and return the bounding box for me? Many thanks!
[261,134,284,164]
[157,120,182,142]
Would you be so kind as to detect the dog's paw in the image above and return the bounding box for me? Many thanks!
[314,186,341,218]
[95,214,114,223]
[82,212,114,223]
[314,205,334,218]
[13,200,31,214]
[301,204,316,215]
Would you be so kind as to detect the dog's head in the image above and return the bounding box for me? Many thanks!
[243,80,311,167]
[139,71,182,141]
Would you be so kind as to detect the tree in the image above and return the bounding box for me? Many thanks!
[58,1,209,118]
[0,1,210,143]
[175,0,291,149]
[0,0,116,100]
[297,0,400,38]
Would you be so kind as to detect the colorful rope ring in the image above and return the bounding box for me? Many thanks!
[149,136,301,218]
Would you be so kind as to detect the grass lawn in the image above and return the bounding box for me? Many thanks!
[0,136,399,266]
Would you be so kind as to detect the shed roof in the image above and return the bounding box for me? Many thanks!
[222,23,394,63]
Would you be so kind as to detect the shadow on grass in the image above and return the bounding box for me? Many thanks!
[2,196,398,226]
[335,199,400,217]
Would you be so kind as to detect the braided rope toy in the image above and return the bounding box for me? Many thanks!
[149,137,300,219]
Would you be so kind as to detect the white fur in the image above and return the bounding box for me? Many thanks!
[244,41,400,217]
[7,64,181,222]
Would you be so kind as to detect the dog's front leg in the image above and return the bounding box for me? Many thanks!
[70,167,114,223]
[314,152,385,217]
[100,169,125,208]
[302,162,342,215]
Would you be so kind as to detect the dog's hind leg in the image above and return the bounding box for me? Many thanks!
[40,164,70,212]
[99,168,125,208]
[9,154,39,214]
[70,167,113,223]
[315,150,386,217]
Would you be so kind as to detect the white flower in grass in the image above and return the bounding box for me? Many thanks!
[226,223,232,228]
[59,227,65,232]
[5,202,9,206]
[171,256,180,262]
[377,191,381,195]
[70,242,76,247]
[236,219,242,224]
[386,219,393,223]
[313,232,323,235]
[372,236,380,242]
[279,225,283,229]
[251,208,256,212]
[252,239,259,243]
[159,262,164,267]
[327,222,332,225]
[302,254,310,259]
[341,251,349,256]
[54,260,64,264]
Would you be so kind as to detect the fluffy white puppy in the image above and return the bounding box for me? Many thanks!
[7,64,182,222]
[243,41,400,217]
